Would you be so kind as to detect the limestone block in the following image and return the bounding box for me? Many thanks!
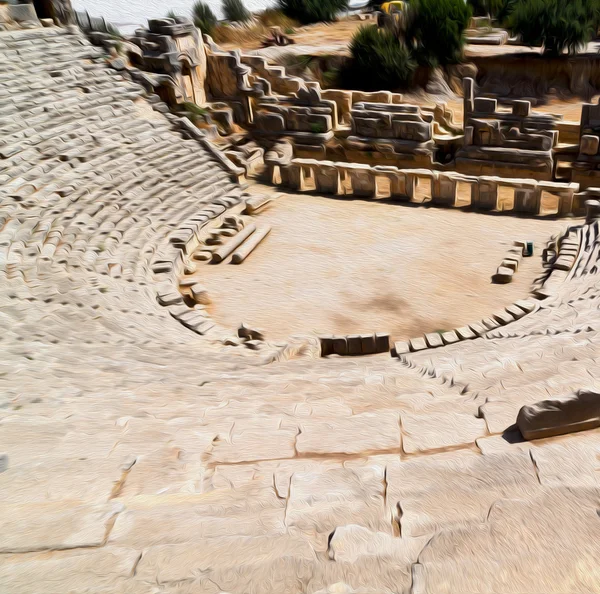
[360,334,376,355]
[320,336,334,357]
[109,493,285,547]
[255,112,285,133]
[348,165,376,197]
[456,326,476,340]
[512,99,531,117]
[580,134,599,156]
[514,299,537,313]
[473,180,498,210]
[136,535,315,586]
[410,337,427,352]
[328,524,426,563]
[481,317,500,330]
[514,187,540,213]
[333,336,348,355]
[347,334,362,355]
[425,333,443,348]
[474,97,497,114]
[286,466,388,536]
[464,126,474,146]
[441,330,459,344]
[244,194,273,214]
[401,411,486,454]
[517,389,600,440]
[586,198,600,222]
[432,174,457,206]
[375,333,390,353]
[296,412,400,456]
[190,283,211,305]
[493,266,513,284]
[287,163,307,191]
[0,547,141,594]
[468,321,486,336]
[393,341,410,356]
[315,161,342,195]
[492,309,514,325]
[386,450,538,538]
[206,417,298,464]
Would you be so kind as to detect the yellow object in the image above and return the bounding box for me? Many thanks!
[381,1,406,13]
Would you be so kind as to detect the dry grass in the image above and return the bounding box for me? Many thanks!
[212,9,299,46]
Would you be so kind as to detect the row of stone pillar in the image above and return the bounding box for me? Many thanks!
[270,159,580,217]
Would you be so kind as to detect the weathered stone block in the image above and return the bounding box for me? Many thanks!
[581,134,599,156]
[512,100,531,117]
[474,97,497,114]
[347,334,362,355]
[517,389,600,440]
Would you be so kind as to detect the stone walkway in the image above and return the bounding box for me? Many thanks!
[1,26,600,594]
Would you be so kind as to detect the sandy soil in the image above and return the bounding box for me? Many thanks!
[194,190,571,341]
[219,18,365,53]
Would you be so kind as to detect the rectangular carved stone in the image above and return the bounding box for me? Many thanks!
[517,390,600,440]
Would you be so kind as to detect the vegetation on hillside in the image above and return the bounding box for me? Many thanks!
[192,1,218,34]
[406,0,471,65]
[342,0,470,90]
[277,0,349,25]
[505,0,598,56]
[223,0,251,22]
[342,25,415,90]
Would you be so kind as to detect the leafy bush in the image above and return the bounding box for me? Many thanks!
[406,0,471,65]
[507,0,596,56]
[343,25,415,90]
[223,0,251,22]
[277,0,349,24]
[192,1,217,34]
[467,0,504,18]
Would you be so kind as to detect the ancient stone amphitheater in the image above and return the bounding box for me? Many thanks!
[2,6,600,594]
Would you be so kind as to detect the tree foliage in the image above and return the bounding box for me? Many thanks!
[277,0,349,24]
[222,0,251,22]
[406,0,471,65]
[192,1,217,34]
[507,0,597,56]
[344,25,415,90]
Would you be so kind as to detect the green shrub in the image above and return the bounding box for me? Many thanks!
[406,0,471,65]
[192,1,217,34]
[223,0,251,22]
[343,25,415,91]
[507,0,596,56]
[166,10,179,19]
[467,0,503,18]
[277,0,349,24]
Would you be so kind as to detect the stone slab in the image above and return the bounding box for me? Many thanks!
[401,411,487,453]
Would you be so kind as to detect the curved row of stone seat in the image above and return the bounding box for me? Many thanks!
[0,26,242,349]
[271,158,582,217]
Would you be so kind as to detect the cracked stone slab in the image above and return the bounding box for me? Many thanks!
[0,547,141,594]
[296,411,400,456]
[415,488,600,593]
[328,524,427,563]
[386,450,539,537]
[109,491,285,546]
[135,535,317,587]
[286,466,389,544]
[205,416,299,465]
[401,410,486,453]
[0,501,123,553]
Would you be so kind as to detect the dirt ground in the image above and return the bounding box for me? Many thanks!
[219,17,365,52]
[195,190,571,341]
